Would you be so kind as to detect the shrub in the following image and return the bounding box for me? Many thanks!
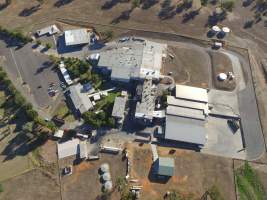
[45,43,52,49]
[36,40,42,46]
[0,183,3,193]
[221,0,235,11]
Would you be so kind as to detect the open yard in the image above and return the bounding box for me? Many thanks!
[209,51,236,91]
[127,143,235,200]
[0,169,60,200]
[59,153,127,200]
[162,45,210,88]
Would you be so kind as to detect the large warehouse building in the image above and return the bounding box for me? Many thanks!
[165,85,209,146]
[90,38,167,82]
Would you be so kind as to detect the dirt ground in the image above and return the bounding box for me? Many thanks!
[59,153,127,200]
[127,143,236,200]
[0,169,61,200]
[162,45,210,88]
[209,51,236,91]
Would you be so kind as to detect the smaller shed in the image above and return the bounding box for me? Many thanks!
[54,129,64,139]
[112,96,127,122]
[57,139,80,159]
[36,24,59,37]
[156,157,175,177]
[64,29,92,46]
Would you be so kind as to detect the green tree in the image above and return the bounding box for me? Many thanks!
[0,183,3,193]
[36,40,42,46]
[45,43,52,49]
[132,0,141,8]
[22,121,34,133]
[26,109,38,120]
[221,0,235,11]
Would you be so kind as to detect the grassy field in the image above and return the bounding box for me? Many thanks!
[235,162,267,200]
[53,101,75,123]
[0,88,33,182]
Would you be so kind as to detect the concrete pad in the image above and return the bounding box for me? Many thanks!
[202,116,245,159]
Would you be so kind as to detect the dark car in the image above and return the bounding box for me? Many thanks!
[227,119,240,133]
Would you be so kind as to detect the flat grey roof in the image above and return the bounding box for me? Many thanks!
[57,139,80,159]
[69,83,93,114]
[64,29,92,46]
[157,157,175,177]
[98,44,143,81]
[97,38,166,82]
[112,97,127,118]
[165,115,207,145]
[175,84,208,103]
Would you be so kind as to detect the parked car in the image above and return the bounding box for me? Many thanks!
[227,119,240,133]
[62,165,73,176]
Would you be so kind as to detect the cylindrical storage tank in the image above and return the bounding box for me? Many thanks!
[100,163,110,173]
[104,181,113,191]
[102,172,111,182]
[212,25,221,33]
[217,73,227,81]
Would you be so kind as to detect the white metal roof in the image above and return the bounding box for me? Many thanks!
[222,27,230,33]
[167,96,209,115]
[165,115,207,145]
[167,105,206,120]
[175,84,208,103]
[79,141,88,159]
[64,29,92,46]
[57,139,80,159]
[36,24,59,36]
[59,63,73,85]
[54,130,64,138]
[69,83,93,114]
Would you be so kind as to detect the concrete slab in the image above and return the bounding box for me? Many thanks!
[202,116,245,159]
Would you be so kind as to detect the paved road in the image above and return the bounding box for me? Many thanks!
[0,40,63,118]
[235,51,265,160]
[209,48,265,160]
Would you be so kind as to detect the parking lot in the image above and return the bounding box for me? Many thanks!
[0,38,63,118]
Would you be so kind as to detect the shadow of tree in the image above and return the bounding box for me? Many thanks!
[182,9,201,23]
[110,9,134,24]
[158,0,176,20]
[141,0,159,9]
[54,0,74,8]
[1,132,48,162]
[19,4,41,17]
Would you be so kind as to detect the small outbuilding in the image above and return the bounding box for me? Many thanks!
[156,157,175,177]
[36,24,59,37]
[64,29,92,46]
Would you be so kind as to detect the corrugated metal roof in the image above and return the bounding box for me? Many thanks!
[175,84,208,103]
[57,139,80,159]
[69,83,93,114]
[166,105,205,120]
[165,115,207,145]
[64,29,92,46]
[167,96,209,115]
[157,157,174,176]
[79,141,88,159]
[36,25,59,36]
[112,97,127,118]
